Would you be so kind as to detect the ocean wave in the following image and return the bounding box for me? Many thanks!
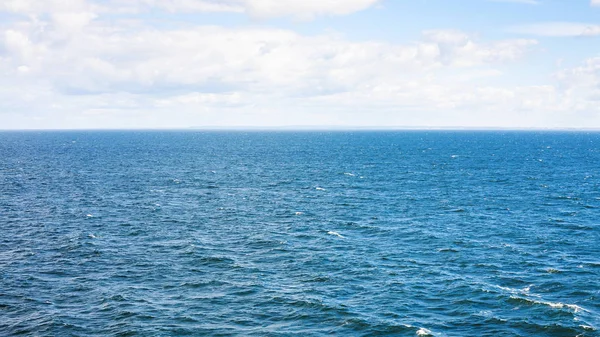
[508,296,587,313]
[327,231,345,238]
[416,327,434,336]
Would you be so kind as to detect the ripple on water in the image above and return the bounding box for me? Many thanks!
[1,131,600,336]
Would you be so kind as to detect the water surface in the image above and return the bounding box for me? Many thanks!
[1,131,599,336]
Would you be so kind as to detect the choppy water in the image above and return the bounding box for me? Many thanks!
[1,131,599,336]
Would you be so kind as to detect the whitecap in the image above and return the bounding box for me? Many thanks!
[295,212,303,215]
[327,231,344,238]
[86,214,93,217]
[344,172,356,176]
[520,298,585,312]
[88,234,97,239]
[544,301,586,312]
[494,284,532,295]
[510,296,587,313]
[416,328,433,336]
[315,187,326,191]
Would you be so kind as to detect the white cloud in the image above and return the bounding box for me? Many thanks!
[511,22,600,37]
[0,12,548,128]
[556,57,600,95]
[592,0,600,7]
[422,30,536,66]
[0,20,536,96]
[488,0,539,5]
[1,0,381,19]
[0,0,97,15]
[240,0,381,19]
[1,0,599,129]
[101,0,245,14]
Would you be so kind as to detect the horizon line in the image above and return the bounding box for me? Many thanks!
[2,126,600,132]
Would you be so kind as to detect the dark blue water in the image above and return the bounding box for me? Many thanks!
[1,131,599,336]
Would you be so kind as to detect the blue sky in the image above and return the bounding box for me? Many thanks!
[0,0,599,129]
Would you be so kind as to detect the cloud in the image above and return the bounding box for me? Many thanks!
[510,22,600,37]
[1,0,382,19]
[0,0,97,15]
[422,30,536,66]
[240,0,381,19]
[100,0,245,14]
[488,0,539,5]
[1,0,598,129]
[0,17,537,97]
[593,0,600,7]
[556,57,600,92]
[0,9,546,129]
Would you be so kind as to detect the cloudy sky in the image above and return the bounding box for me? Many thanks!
[1,0,599,129]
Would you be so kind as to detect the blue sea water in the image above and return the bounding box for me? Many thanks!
[0,130,599,336]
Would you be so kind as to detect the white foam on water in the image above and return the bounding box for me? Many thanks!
[416,328,433,336]
[86,214,93,217]
[327,231,344,238]
[88,234,97,239]
[344,172,355,176]
[476,310,508,322]
[495,284,532,295]
[315,187,326,191]
[544,301,586,312]
[295,212,303,215]
[510,296,587,313]
[527,298,586,312]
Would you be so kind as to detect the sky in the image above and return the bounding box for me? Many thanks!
[0,0,599,129]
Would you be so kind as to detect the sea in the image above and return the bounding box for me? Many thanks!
[0,130,599,336]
